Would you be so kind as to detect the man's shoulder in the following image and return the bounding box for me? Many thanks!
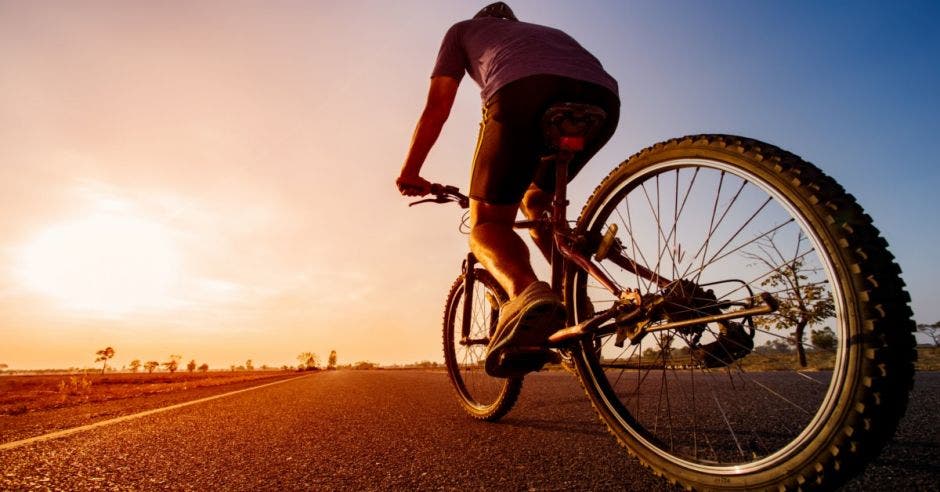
[444,19,474,35]
[458,18,570,41]
[445,18,540,35]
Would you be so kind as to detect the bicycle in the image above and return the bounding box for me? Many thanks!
[408,103,916,490]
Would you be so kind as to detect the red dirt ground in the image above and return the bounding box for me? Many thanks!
[0,371,298,416]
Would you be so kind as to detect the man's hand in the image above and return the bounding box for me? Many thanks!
[396,173,432,197]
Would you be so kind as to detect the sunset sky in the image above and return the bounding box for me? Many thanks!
[1,0,937,369]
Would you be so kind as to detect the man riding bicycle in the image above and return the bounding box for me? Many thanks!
[397,2,620,377]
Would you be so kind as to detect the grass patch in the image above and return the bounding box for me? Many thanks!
[916,346,940,371]
[0,371,295,416]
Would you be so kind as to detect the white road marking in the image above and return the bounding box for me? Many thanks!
[0,374,311,451]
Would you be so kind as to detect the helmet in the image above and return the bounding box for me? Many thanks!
[473,2,518,21]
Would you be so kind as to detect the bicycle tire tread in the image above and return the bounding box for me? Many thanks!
[570,134,915,490]
[442,270,523,421]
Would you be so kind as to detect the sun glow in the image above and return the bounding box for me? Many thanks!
[16,212,182,315]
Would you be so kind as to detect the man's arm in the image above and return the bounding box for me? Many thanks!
[397,76,459,196]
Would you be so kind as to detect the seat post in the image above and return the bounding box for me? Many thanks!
[550,152,572,292]
[540,102,607,293]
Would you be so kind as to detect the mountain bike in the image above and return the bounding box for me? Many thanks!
[408,103,916,490]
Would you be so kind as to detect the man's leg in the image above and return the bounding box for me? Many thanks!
[520,183,553,262]
[471,197,565,378]
[469,199,537,298]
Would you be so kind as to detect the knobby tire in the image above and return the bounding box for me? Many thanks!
[565,134,916,490]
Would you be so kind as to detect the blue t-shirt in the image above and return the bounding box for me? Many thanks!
[432,18,618,103]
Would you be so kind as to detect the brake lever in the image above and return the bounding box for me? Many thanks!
[408,195,451,207]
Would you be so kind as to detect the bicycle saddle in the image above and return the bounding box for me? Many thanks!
[541,102,607,151]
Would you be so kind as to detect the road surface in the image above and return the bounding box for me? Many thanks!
[1,370,937,490]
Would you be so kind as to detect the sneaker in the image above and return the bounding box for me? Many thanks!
[485,281,566,378]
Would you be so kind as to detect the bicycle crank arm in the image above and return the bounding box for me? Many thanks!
[460,337,490,346]
[642,292,779,334]
[548,292,777,346]
[547,308,621,346]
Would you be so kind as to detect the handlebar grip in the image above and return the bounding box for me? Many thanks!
[410,183,469,209]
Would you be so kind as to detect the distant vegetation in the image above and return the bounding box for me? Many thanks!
[747,234,835,367]
[297,352,319,371]
[94,347,115,374]
[43,347,338,375]
[0,344,455,375]
[162,355,182,373]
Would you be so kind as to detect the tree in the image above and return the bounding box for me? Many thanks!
[811,327,837,351]
[917,322,940,347]
[163,354,182,373]
[746,234,835,367]
[0,363,7,373]
[327,350,337,370]
[755,338,793,355]
[245,359,254,371]
[129,359,141,373]
[144,360,159,374]
[352,361,377,370]
[297,352,318,371]
[198,363,209,372]
[187,359,197,373]
[95,347,115,374]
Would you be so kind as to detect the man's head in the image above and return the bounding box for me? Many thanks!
[473,2,518,22]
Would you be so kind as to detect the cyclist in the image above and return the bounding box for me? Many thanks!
[397,2,620,377]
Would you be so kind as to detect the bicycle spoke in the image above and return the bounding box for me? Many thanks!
[639,178,680,282]
[616,201,655,293]
[568,157,869,475]
[686,195,774,283]
[688,173,743,279]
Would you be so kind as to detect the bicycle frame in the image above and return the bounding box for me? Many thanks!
[456,145,663,348]
[501,148,626,294]
[451,137,776,349]
[512,147,776,347]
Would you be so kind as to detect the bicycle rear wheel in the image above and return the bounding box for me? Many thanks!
[443,268,522,421]
[565,135,915,490]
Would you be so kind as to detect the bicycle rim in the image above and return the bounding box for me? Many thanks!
[570,155,858,481]
[443,270,521,420]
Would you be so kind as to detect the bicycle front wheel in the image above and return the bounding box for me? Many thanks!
[566,135,915,490]
[443,268,522,421]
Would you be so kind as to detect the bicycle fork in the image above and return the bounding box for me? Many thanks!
[459,253,498,348]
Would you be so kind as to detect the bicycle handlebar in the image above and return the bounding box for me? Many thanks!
[408,183,470,209]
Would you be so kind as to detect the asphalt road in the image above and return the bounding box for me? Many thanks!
[1,370,937,490]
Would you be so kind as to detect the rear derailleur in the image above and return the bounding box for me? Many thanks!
[612,279,758,368]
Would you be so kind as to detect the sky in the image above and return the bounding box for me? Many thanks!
[1,0,937,370]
